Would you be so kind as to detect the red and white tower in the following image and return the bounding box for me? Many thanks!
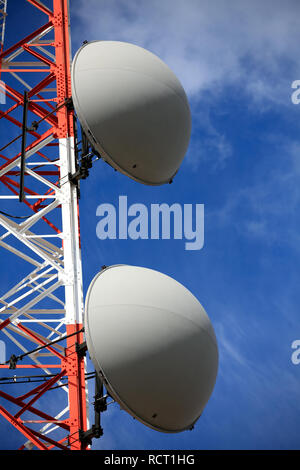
[0,0,89,450]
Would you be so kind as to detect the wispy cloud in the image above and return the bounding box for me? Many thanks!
[70,0,300,173]
[187,101,233,171]
[71,0,300,105]
[208,138,300,248]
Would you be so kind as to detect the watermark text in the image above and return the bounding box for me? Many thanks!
[96,196,204,251]
[291,340,300,365]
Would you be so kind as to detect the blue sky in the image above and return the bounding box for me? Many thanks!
[0,0,300,450]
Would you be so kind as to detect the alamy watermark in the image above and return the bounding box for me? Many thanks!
[0,80,6,105]
[291,80,300,104]
[290,83,300,365]
[0,339,6,364]
[96,196,204,251]
[291,340,300,365]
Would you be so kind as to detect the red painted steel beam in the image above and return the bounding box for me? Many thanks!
[65,324,88,450]
[0,176,61,234]
[17,324,66,362]
[26,0,54,18]
[29,71,57,98]
[0,101,23,123]
[0,127,54,172]
[0,108,39,135]
[0,0,89,450]
[17,380,59,402]
[0,389,69,431]
[29,428,69,451]
[1,174,49,197]
[14,372,65,401]
[23,44,55,67]
[0,69,51,72]
[0,404,48,450]
[0,364,62,369]
[3,83,58,127]
[1,80,57,128]
[0,21,53,61]
[7,171,59,176]
[0,318,10,331]
[53,0,73,138]
[41,435,69,450]
[14,369,66,418]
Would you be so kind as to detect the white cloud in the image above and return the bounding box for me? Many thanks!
[71,0,300,104]
[70,0,300,170]
[185,102,233,170]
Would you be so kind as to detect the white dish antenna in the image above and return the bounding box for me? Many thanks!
[71,41,191,185]
[84,265,218,433]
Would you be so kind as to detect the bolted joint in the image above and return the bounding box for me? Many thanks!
[53,13,63,27]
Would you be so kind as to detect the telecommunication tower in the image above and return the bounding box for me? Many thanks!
[0,0,218,452]
[0,0,89,450]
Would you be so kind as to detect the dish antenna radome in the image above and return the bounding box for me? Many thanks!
[84,265,218,433]
[71,41,191,185]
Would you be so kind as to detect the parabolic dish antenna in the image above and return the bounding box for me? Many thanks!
[71,41,191,185]
[84,265,218,433]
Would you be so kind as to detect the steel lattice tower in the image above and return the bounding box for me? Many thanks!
[0,0,90,450]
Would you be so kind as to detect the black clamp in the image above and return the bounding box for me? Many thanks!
[79,424,103,446]
[75,341,87,358]
[79,373,106,445]
[94,394,107,413]
[69,121,101,186]
[65,97,74,111]
[9,354,18,370]
[68,152,94,184]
